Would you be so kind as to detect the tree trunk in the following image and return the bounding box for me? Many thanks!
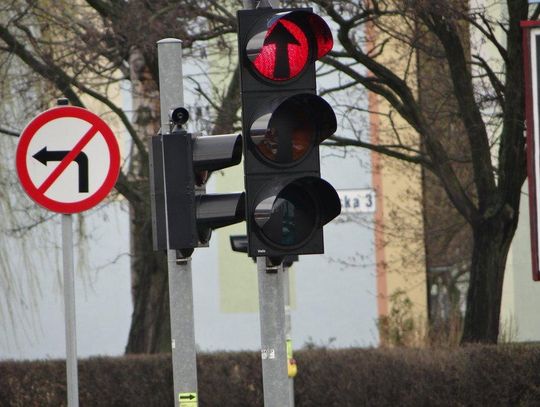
[122,52,241,353]
[461,213,518,343]
[124,47,171,353]
[125,196,170,353]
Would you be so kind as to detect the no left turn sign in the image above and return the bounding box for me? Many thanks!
[16,106,120,213]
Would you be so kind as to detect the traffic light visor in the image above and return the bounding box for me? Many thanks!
[247,10,333,81]
[193,133,242,171]
[250,94,337,165]
[196,192,246,244]
[254,177,340,248]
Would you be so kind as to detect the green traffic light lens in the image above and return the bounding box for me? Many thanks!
[260,183,317,247]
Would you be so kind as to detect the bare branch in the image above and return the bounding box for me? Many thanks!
[467,12,508,63]
[0,24,84,107]
[0,126,19,137]
[325,134,434,169]
[471,54,505,108]
[422,9,497,209]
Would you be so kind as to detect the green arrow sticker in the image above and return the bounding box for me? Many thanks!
[178,392,198,407]
[286,339,293,359]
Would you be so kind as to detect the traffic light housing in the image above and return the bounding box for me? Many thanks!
[149,124,245,257]
[238,7,341,259]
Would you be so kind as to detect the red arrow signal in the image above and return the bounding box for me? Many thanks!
[265,21,301,79]
[253,18,309,81]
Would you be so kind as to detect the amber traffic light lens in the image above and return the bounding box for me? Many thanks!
[252,95,316,164]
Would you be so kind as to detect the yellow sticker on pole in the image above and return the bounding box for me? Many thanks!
[178,392,198,407]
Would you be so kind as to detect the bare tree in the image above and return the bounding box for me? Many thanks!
[2,0,530,348]
[0,0,239,353]
[314,0,531,343]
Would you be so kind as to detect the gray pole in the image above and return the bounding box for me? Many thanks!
[242,0,257,9]
[58,95,79,407]
[157,38,198,406]
[283,265,294,406]
[257,257,289,407]
[62,213,79,407]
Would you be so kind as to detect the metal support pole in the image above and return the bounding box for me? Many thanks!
[168,252,197,405]
[242,0,280,10]
[283,265,294,407]
[62,213,79,407]
[157,38,198,406]
[257,257,289,407]
[242,0,257,9]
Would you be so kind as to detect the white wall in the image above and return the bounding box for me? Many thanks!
[502,183,540,342]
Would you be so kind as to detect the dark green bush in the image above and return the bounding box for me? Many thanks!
[2,345,540,406]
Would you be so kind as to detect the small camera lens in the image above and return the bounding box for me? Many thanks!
[170,107,189,125]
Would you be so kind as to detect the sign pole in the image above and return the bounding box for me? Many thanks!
[257,257,289,407]
[62,212,79,407]
[157,38,198,406]
[53,97,79,407]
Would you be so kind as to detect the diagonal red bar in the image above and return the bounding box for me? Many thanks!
[37,125,99,194]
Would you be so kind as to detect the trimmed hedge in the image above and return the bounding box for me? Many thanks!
[2,346,540,406]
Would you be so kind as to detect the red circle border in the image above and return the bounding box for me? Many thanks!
[16,106,121,214]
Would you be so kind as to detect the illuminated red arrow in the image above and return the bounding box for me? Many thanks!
[265,22,300,79]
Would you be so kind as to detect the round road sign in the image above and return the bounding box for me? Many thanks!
[16,106,120,214]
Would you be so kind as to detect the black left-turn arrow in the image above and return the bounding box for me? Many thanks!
[33,146,89,193]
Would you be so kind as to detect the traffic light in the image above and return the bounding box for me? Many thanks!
[238,7,341,259]
[149,108,245,257]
